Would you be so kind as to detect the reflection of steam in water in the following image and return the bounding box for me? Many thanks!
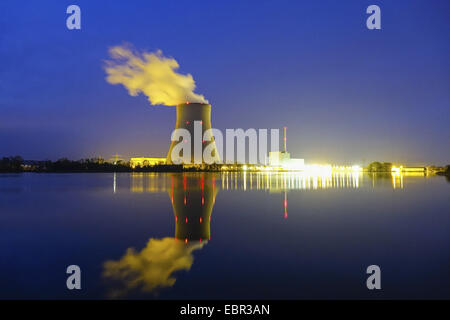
[103,173,217,297]
[103,238,205,297]
[105,171,426,296]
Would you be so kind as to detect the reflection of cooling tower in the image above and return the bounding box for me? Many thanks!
[169,173,218,242]
[166,103,220,164]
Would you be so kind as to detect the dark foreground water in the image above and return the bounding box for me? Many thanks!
[0,172,449,299]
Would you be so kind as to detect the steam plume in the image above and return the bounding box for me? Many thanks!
[104,45,208,106]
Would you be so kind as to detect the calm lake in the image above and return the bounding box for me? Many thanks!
[1,172,449,299]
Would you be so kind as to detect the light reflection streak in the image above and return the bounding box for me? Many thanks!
[220,172,364,191]
[113,172,116,193]
[124,171,422,194]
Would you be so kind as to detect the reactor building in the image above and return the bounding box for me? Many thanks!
[268,127,304,170]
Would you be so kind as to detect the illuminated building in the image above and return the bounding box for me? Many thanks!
[391,165,426,173]
[268,151,291,166]
[130,157,166,168]
[268,127,304,170]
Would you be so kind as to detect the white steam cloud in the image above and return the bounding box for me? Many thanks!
[104,45,208,106]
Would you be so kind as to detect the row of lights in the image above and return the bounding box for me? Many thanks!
[177,235,211,244]
[175,216,211,224]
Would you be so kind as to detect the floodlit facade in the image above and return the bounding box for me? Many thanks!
[130,157,166,168]
[268,151,304,170]
[391,165,426,173]
[268,151,290,166]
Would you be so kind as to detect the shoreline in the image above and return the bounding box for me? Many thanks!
[1,170,447,175]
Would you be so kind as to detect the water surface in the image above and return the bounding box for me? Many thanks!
[1,172,449,299]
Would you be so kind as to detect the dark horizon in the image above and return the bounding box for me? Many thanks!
[1,0,449,165]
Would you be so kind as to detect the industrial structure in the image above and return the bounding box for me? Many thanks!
[166,102,220,165]
[129,157,166,168]
[129,105,307,171]
[268,127,304,170]
[391,165,427,173]
[109,153,124,165]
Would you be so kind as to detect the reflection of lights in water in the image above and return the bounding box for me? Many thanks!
[226,172,229,190]
[130,172,169,193]
[131,172,144,192]
[113,172,116,193]
[216,171,364,191]
[112,170,415,297]
[126,171,416,193]
[284,191,287,219]
[353,172,360,188]
[392,172,404,189]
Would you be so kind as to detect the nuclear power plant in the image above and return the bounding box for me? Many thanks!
[166,102,220,165]
[129,102,306,171]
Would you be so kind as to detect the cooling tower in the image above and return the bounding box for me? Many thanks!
[166,102,220,165]
[169,173,218,242]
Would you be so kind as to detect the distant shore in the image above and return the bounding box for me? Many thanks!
[1,156,449,176]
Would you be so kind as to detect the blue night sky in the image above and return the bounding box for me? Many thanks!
[1,0,449,165]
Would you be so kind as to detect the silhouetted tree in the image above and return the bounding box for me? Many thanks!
[366,161,392,172]
[0,156,24,172]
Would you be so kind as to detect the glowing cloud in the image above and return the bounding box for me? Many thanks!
[103,237,206,297]
[104,45,208,106]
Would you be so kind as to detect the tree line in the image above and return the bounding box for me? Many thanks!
[2,156,450,176]
[0,156,24,172]
[1,156,194,173]
[365,162,393,172]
